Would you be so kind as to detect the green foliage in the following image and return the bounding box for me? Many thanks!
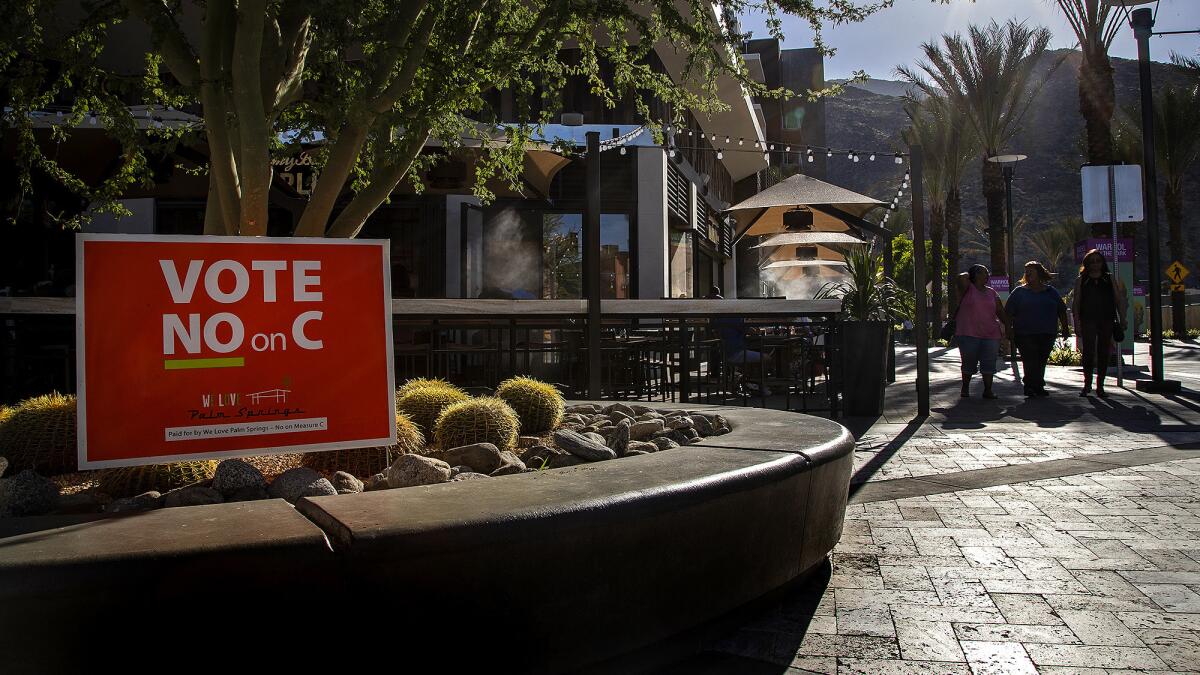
[397,386,470,436]
[0,392,77,475]
[97,460,218,498]
[433,397,520,451]
[817,246,913,322]
[303,412,425,478]
[890,236,949,294]
[496,376,564,433]
[1048,341,1081,367]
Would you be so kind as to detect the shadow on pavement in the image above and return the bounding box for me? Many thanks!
[849,419,923,492]
[655,560,833,675]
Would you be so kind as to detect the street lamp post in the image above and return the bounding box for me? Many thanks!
[988,153,1026,383]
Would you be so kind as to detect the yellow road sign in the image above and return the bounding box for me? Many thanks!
[1171,283,1186,292]
[1166,260,1190,283]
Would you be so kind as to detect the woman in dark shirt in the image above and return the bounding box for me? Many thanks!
[1005,261,1070,397]
[1071,249,1127,397]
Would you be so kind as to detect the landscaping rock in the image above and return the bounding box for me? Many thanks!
[211,458,267,496]
[652,437,680,451]
[668,416,694,430]
[607,410,634,424]
[430,443,502,475]
[490,451,526,476]
[713,414,732,434]
[630,404,655,414]
[692,415,715,436]
[636,412,664,422]
[518,436,541,449]
[0,470,59,517]
[451,472,491,481]
[602,403,636,417]
[608,419,631,456]
[625,449,650,456]
[268,467,336,503]
[386,454,452,488]
[522,445,562,470]
[626,441,658,453]
[364,473,390,491]
[553,429,617,461]
[332,471,364,494]
[565,404,601,414]
[163,484,224,508]
[54,492,104,514]
[630,419,665,440]
[547,453,586,469]
[226,485,269,502]
[106,490,164,513]
[583,431,608,446]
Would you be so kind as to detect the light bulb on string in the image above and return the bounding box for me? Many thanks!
[724,136,730,144]
[894,154,903,165]
[784,146,790,153]
[762,152,769,161]
[768,144,774,151]
[716,150,723,160]
[668,148,676,158]
[897,189,904,197]
[710,134,716,141]
[853,154,860,163]
[619,146,627,156]
[738,137,744,146]
[869,153,876,161]
[826,148,833,158]
[807,152,815,163]
[847,150,854,160]
[902,181,909,189]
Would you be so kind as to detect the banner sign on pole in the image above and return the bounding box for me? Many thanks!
[1081,165,1143,223]
[986,276,1010,294]
[1074,238,1134,264]
[77,235,396,469]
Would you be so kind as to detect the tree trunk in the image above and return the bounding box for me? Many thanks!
[929,203,945,339]
[946,188,962,315]
[982,158,1006,274]
[1079,47,1115,166]
[1166,183,1187,334]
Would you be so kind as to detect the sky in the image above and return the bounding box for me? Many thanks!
[738,0,1200,81]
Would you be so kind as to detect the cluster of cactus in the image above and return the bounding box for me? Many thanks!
[97,460,218,498]
[303,412,424,478]
[397,377,462,401]
[433,396,520,451]
[496,377,564,433]
[397,384,469,435]
[0,392,78,475]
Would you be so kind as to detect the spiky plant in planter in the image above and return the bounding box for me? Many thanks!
[434,397,520,451]
[97,460,218,498]
[496,376,563,433]
[397,386,470,436]
[397,377,464,401]
[0,392,78,475]
[302,413,424,478]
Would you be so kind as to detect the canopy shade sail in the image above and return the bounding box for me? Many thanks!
[726,173,887,242]
[763,260,848,270]
[751,231,867,248]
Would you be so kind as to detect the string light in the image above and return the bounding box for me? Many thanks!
[724,136,730,144]
[716,150,723,160]
[762,152,769,161]
[826,149,833,158]
[738,137,744,146]
[619,146,627,155]
[668,148,676,158]
[784,146,790,153]
[895,153,903,165]
[870,153,876,161]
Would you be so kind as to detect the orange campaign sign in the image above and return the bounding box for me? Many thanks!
[76,234,396,469]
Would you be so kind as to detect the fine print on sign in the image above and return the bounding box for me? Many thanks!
[76,234,396,469]
[1074,238,1133,264]
[1166,260,1190,284]
[986,275,1010,294]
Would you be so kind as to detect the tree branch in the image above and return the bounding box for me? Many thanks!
[372,8,442,113]
[325,130,430,239]
[200,0,240,234]
[123,0,200,87]
[292,122,370,236]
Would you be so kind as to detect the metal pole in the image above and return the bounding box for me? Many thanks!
[585,132,602,400]
[1131,8,1180,393]
[884,237,896,383]
[911,145,929,417]
[1108,165,1123,386]
[1005,166,1021,384]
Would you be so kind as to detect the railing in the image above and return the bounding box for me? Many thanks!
[0,298,843,416]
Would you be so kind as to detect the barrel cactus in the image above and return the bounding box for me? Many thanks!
[302,413,424,478]
[397,385,469,436]
[0,392,78,475]
[433,397,520,451]
[97,460,218,498]
[496,377,564,433]
[397,377,464,401]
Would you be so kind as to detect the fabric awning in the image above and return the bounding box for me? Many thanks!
[751,231,867,248]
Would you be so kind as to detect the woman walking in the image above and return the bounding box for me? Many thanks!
[954,264,1011,399]
[1072,249,1127,397]
[1005,261,1070,397]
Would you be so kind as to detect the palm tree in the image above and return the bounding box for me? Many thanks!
[1027,216,1090,283]
[1054,1,1124,165]
[900,93,978,329]
[1115,84,1200,334]
[901,21,1058,275]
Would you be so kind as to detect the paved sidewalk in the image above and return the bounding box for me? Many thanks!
[674,340,1200,674]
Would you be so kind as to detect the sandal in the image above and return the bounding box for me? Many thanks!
[982,391,997,399]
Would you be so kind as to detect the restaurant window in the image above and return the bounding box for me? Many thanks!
[783,103,806,131]
[359,204,444,298]
[540,213,631,299]
[668,230,693,298]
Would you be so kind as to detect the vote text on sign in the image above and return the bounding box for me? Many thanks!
[77,235,396,469]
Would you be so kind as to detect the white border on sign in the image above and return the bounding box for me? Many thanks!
[76,233,398,469]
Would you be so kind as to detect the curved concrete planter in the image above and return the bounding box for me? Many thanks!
[0,404,853,672]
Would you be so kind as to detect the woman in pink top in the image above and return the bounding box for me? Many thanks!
[953,264,1012,399]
